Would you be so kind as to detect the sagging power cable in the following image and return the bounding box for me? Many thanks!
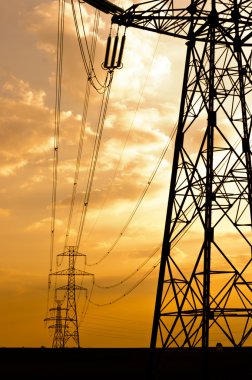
[72,0,113,93]
[84,34,161,245]
[63,1,102,249]
[87,122,178,266]
[87,135,244,304]
[76,75,113,250]
[63,0,121,252]
[46,0,65,316]
[89,258,161,306]
[94,243,162,288]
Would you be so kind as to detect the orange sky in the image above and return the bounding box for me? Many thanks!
[0,0,190,348]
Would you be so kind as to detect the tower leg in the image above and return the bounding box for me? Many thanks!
[151,3,252,349]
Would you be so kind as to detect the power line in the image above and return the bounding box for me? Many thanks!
[89,258,160,306]
[72,0,113,93]
[86,139,242,304]
[87,123,177,266]
[47,0,65,317]
[94,243,162,288]
[76,77,113,249]
[63,2,102,249]
[83,34,164,243]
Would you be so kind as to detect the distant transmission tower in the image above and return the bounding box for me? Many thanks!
[110,0,252,348]
[46,0,97,349]
[49,246,93,348]
[45,300,66,348]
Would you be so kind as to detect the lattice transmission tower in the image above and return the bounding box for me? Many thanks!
[45,300,66,348]
[48,246,93,348]
[109,0,252,348]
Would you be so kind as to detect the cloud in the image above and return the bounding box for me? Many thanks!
[26,217,51,231]
[0,2,176,259]
[3,76,47,107]
[0,160,28,177]
[0,76,51,146]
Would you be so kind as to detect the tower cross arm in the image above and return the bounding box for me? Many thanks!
[79,0,124,15]
[74,269,94,276]
[50,268,94,276]
[111,0,204,39]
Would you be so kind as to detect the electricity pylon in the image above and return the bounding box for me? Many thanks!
[50,246,94,347]
[111,0,252,348]
[45,300,66,348]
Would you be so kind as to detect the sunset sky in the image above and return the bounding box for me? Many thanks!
[0,0,188,347]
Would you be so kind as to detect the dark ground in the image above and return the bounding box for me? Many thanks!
[1,347,251,379]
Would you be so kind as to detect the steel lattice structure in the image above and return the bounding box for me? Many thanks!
[45,301,66,348]
[111,0,252,348]
[51,246,93,347]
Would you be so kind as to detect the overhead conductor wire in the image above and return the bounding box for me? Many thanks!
[57,3,190,311]
[89,258,161,306]
[77,8,252,308]
[72,0,112,92]
[84,34,162,243]
[46,0,65,316]
[75,78,113,250]
[87,123,178,267]
[88,131,243,304]
[62,0,113,252]
[84,32,177,267]
[63,1,115,321]
[64,0,113,253]
[64,2,102,249]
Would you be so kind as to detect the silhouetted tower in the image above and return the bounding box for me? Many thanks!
[45,300,66,348]
[52,246,93,347]
[111,0,252,348]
